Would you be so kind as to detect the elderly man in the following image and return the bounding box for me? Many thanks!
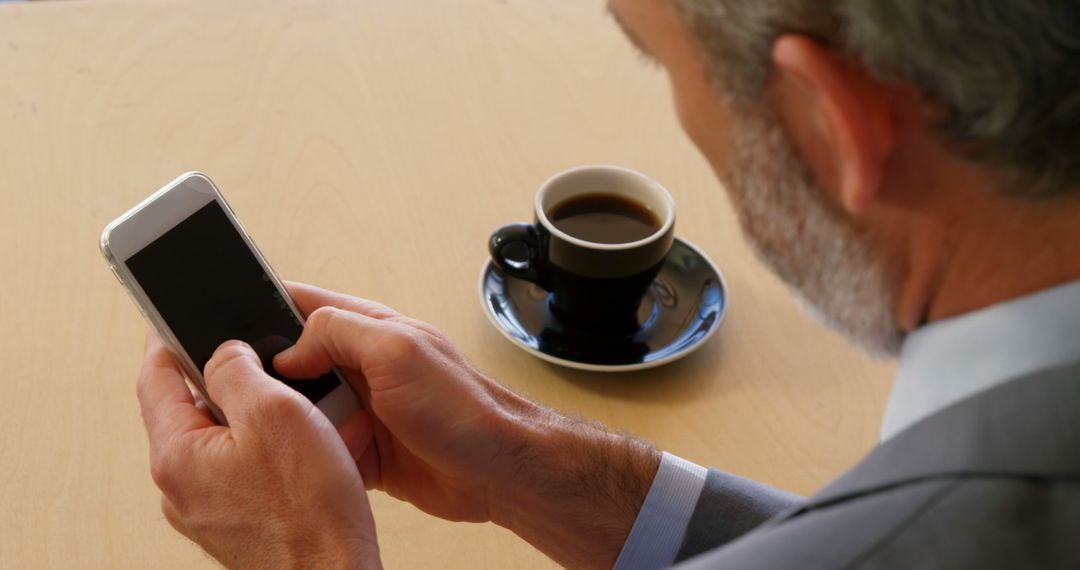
[136,0,1080,568]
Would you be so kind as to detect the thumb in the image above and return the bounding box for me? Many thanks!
[204,340,285,421]
[273,306,394,379]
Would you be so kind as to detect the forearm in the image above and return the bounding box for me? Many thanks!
[487,392,662,569]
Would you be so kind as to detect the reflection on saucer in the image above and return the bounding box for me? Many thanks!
[480,237,726,372]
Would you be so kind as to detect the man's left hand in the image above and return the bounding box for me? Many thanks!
[136,334,381,569]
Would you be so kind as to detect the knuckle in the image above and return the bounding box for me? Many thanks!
[357,298,400,319]
[382,325,426,360]
[214,340,250,362]
[160,497,190,537]
[252,389,306,421]
[148,449,178,497]
[205,341,251,377]
[160,495,179,522]
[306,306,341,334]
[402,317,445,339]
[135,372,150,401]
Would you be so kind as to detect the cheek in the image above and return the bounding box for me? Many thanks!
[670,76,736,175]
[670,79,701,142]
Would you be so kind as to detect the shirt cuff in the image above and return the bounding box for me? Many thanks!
[614,452,708,570]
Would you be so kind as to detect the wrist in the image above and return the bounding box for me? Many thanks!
[486,391,661,568]
[276,512,380,570]
[308,533,380,570]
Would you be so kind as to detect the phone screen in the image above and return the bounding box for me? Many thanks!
[125,201,340,403]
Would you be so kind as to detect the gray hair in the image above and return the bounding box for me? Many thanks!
[674,0,1080,197]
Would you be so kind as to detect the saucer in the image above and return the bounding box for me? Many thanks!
[479,237,727,372]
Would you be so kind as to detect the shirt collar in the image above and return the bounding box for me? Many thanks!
[881,280,1080,441]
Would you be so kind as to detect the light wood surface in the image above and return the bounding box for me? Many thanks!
[0,1,895,567]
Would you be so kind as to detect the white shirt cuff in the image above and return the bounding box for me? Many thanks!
[614,452,708,570]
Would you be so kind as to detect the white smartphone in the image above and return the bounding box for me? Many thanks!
[100,172,359,426]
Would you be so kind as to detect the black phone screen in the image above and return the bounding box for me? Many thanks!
[125,201,340,403]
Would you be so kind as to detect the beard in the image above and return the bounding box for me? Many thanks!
[719,109,905,357]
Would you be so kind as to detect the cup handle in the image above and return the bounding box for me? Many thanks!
[489,223,544,285]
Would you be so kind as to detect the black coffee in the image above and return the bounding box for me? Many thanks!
[549,193,660,244]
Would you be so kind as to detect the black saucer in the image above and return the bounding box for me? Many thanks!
[479,237,726,371]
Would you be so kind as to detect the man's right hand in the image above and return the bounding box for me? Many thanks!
[274,281,531,524]
[274,282,661,569]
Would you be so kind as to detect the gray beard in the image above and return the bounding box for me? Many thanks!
[720,110,905,357]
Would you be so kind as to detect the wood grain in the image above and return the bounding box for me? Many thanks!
[0,0,895,567]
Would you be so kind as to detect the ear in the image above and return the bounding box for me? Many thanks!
[768,35,896,215]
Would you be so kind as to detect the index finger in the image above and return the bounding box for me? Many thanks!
[272,305,408,380]
[285,280,400,320]
[136,334,216,446]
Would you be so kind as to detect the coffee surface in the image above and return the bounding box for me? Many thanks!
[549,193,660,244]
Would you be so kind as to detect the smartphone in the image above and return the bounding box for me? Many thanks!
[100,172,358,426]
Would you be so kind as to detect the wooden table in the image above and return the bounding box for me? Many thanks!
[0,1,895,567]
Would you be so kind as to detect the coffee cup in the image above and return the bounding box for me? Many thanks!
[488,165,676,336]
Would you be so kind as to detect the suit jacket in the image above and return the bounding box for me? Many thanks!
[673,361,1080,569]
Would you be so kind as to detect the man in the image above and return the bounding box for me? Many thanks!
[136,0,1080,568]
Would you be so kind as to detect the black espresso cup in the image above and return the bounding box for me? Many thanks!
[489,165,676,336]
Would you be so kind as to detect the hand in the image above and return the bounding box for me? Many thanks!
[274,282,520,524]
[136,334,382,569]
[274,282,661,568]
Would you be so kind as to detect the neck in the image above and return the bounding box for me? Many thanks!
[906,187,1080,328]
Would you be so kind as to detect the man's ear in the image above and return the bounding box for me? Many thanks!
[768,34,896,215]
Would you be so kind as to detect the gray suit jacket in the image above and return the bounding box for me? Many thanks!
[673,362,1080,569]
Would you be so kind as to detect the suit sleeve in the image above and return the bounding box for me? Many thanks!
[674,469,804,563]
[615,453,710,570]
[616,455,804,570]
